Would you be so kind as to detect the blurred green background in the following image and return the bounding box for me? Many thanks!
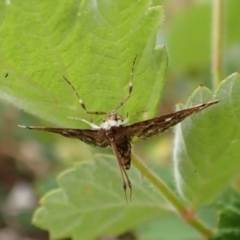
[0,0,239,239]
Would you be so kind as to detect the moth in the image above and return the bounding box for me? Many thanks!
[19,57,219,201]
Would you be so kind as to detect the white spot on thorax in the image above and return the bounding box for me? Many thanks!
[99,112,128,130]
[100,119,124,130]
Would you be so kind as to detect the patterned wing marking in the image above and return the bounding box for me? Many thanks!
[104,125,132,170]
[18,126,109,148]
[115,136,132,170]
[125,100,219,140]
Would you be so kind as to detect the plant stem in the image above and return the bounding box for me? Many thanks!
[211,0,224,89]
[132,152,213,238]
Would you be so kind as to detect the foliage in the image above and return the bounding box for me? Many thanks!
[0,0,166,126]
[0,0,240,240]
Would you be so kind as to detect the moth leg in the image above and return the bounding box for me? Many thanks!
[114,56,138,112]
[67,117,100,129]
[63,76,107,115]
[124,109,149,124]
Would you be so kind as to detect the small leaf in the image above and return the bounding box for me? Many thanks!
[210,188,240,240]
[33,157,169,240]
[174,73,240,207]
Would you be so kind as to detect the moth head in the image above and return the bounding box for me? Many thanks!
[100,111,126,130]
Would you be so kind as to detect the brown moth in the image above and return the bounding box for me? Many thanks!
[19,57,219,201]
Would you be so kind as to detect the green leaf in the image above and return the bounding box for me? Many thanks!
[174,73,240,207]
[226,0,240,44]
[210,188,240,240]
[0,0,167,127]
[136,214,202,240]
[167,3,211,72]
[33,157,169,240]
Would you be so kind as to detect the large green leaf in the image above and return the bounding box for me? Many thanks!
[33,157,169,240]
[174,73,240,207]
[0,0,167,127]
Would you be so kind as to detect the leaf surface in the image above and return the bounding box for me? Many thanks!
[174,73,240,207]
[0,0,167,127]
[33,157,169,240]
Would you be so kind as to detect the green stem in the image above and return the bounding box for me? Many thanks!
[211,0,224,89]
[132,151,213,238]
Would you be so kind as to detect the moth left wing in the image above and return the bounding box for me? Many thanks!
[18,126,109,148]
[125,100,219,140]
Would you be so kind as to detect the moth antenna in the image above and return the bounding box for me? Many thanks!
[127,176,132,202]
[120,164,132,202]
[123,182,128,204]
[110,141,132,203]
[119,159,129,203]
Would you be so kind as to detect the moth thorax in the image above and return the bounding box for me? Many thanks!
[100,112,125,130]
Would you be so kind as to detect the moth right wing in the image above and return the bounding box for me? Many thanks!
[125,100,219,140]
[18,126,109,148]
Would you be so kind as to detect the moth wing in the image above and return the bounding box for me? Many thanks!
[126,100,218,140]
[19,126,109,148]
